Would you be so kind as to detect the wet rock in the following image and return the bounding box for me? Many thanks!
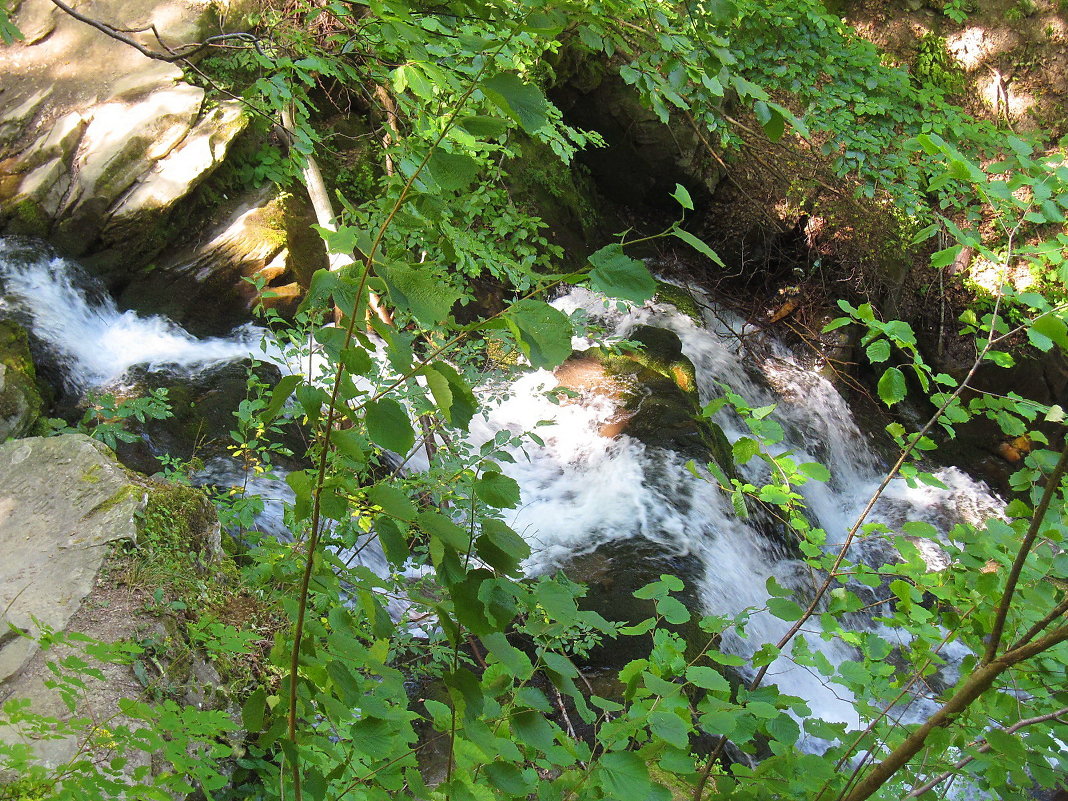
[0,319,44,439]
[101,359,306,474]
[556,537,707,668]
[554,324,733,472]
[118,187,321,336]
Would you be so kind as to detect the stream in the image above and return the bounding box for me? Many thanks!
[0,235,1002,762]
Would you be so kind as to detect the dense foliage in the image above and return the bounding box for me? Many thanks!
[2,1,1068,800]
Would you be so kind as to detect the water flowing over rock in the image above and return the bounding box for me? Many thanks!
[0,0,247,272]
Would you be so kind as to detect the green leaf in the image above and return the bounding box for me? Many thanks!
[671,183,694,210]
[877,367,907,406]
[672,228,726,266]
[504,299,573,369]
[477,519,530,575]
[600,751,653,798]
[423,365,454,422]
[481,73,548,134]
[866,339,891,363]
[261,374,302,424]
[686,665,730,692]
[485,762,534,795]
[417,510,470,551]
[458,115,509,138]
[475,470,521,509]
[732,437,761,465]
[366,398,415,454]
[376,517,409,567]
[649,710,690,749]
[754,100,785,140]
[427,148,479,192]
[241,688,267,731]
[798,462,830,482]
[768,597,803,621]
[587,244,657,303]
[431,362,476,431]
[379,263,460,326]
[1030,313,1068,351]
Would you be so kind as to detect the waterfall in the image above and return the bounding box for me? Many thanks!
[0,238,1004,755]
[0,238,262,391]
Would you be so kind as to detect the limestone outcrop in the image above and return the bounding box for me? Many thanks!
[0,0,247,271]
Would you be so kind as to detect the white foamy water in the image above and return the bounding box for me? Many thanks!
[0,239,263,390]
[2,240,1005,757]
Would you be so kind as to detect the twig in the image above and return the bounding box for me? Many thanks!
[904,706,1068,798]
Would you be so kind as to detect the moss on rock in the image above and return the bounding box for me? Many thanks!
[0,319,44,440]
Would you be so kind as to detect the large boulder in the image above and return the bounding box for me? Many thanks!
[0,434,144,692]
[553,324,733,471]
[0,434,237,777]
[0,318,43,439]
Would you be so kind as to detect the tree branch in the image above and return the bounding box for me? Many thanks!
[905,706,1068,798]
[983,441,1068,664]
[47,0,260,62]
[841,624,1068,801]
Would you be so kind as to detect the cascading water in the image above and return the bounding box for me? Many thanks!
[0,238,262,391]
[0,237,1005,756]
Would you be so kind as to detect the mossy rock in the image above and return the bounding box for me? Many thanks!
[654,281,704,326]
[505,133,610,268]
[563,324,733,474]
[0,319,44,439]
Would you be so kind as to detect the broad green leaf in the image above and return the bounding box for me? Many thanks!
[504,299,573,369]
[866,339,891,363]
[768,597,803,621]
[481,73,548,134]
[366,398,415,454]
[600,751,653,798]
[798,462,830,482]
[475,470,521,508]
[686,666,730,692]
[1030,313,1068,351]
[458,115,509,138]
[477,519,530,575]
[649,710,690,749]
[423,365,454,422]
[877,367,907,406]
[671,183,694,210]
[587,244,657,303]
[333,428,366,463]
[485,762,534,796]
[241,688,267,731]
[672,228,726,266]
[368,484,418,521]
[427,148,479,192]
[376,517,408,567]
[417,509,469,551]
[432,362,476,430]
[732,437,761,464]
[379,263,460,326]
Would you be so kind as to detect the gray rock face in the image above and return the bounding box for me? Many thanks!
[0,0,248,266]
[0,434,144,686]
